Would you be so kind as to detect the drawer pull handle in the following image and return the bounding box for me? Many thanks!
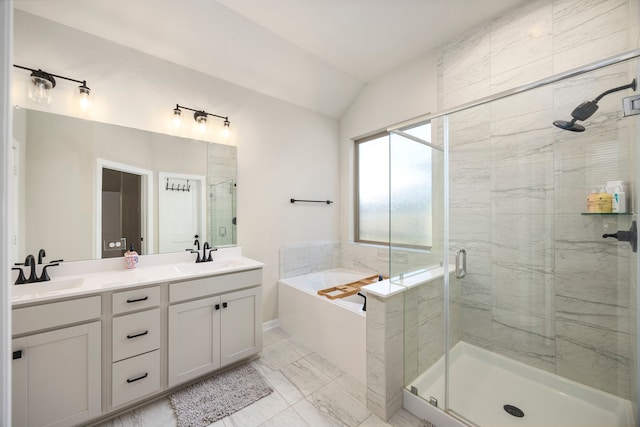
[126,373,148,383]
[126,296,149,303]
[126,330,149,339]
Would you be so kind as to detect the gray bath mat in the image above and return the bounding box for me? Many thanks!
[169,363,273,427]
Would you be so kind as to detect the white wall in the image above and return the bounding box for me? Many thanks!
[12,10,341,321]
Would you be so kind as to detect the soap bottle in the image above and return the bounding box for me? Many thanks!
[124,244,139,269]
[613,184,626,213]
[595,187,612,213]
[586,188,599,213]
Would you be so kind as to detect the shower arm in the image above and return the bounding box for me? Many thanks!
[593,79,637,102]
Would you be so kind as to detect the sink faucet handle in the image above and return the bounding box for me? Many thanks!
[12,267,27,285]
[190,250,202,263]
[207,247,218,262]
[38,263,60,282]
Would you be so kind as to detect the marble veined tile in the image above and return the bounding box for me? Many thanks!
[491,161,554,215]
[553,0,627,51]
[224,391,289,427]
[441,25,491,95]
[257,407,309,427]
[449,167,491,210]
[489,0,552,76]
[556,294,630,334]
[98,398,177,427]
[490,111,554,167]
[553,29,629,74]
[258,337,313,371]
[490,56,554,94]
[262,327,289,348]
[306,374,371,427]
[304,352,344,381]
[281,356,335,397]
[556,319,631,399]
[265,370,304,405]
[491,214,554,268]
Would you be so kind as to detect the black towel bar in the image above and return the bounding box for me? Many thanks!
[290,198,333,204]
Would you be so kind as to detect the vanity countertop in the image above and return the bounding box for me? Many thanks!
[11,253,264,306]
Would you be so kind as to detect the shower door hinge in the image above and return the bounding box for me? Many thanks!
[410,386,418,395]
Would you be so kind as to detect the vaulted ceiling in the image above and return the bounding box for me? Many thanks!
[14,0,527,118]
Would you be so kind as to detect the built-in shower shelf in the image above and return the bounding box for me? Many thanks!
[581,212,633,215]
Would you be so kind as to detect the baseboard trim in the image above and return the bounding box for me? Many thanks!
[262,319,280,331]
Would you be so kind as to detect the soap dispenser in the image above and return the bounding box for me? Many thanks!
[124,244,139,269]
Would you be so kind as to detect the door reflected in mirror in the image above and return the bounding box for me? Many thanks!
[12,107,237,264]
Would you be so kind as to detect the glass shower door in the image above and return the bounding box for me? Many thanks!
[444,60,637,426]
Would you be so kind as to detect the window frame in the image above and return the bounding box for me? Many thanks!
[354,121,434,250]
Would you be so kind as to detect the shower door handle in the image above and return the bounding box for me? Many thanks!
[455,249,466,279]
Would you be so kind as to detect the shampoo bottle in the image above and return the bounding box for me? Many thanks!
[586,188,599,213]
[596,187,612,213]
[124,244,139,269]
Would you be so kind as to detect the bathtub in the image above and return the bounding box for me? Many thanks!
[278,268,372,384]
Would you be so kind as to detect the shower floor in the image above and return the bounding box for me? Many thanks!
[409,341,633,427]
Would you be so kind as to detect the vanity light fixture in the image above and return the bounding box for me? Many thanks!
[14,64,91,110]
[172,104,231,139]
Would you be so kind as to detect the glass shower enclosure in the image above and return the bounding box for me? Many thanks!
[393,53,639,427]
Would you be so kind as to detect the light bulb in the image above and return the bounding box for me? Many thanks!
[172,108,182,128]
[78,84,91,112]
[221,119,231,140]
[28,75,54,104]
[194,111,207,134]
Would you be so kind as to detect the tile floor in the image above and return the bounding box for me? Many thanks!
[97,327,426,427]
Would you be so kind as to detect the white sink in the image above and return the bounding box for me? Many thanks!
[173,258,251,275]
[12,277,85,299]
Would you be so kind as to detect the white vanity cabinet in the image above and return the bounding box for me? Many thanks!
[168,269,262,387]
[111,286,162,408]
[12,297,102,427]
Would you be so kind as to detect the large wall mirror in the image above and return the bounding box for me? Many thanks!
[12,107,237,264]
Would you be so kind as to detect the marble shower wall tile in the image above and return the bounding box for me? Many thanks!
[553,0,630,74]
[556,319,631,399]
[438,0,636,401]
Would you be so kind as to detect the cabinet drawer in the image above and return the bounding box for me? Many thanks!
[169,269,262,303]
[112,286,160,315]
[112,308,160,362]
[112,350,160,408]
[13,296,101,335]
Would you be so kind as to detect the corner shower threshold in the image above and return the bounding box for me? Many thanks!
[407,341,633,427]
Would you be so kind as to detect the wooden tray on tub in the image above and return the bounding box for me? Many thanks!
[317,274,383,300]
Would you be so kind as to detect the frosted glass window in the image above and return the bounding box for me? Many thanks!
[357,134,390,243]
[356,122,432,248]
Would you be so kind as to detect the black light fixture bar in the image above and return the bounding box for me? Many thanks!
[174,104,229,122]
[13,64,89,88]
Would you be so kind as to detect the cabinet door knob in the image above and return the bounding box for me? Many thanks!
[13,350,22,360]
[126,373,148,383]
[215,304,220,310]
[126,296,149,303]
[222,302,228,308]
[126,330,149,339]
